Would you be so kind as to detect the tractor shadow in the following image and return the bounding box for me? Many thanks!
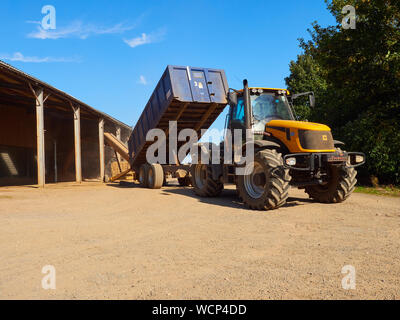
[106,181,141,188]
[162,184,314,211]
[107,181,314,210]
[162,187,244,210]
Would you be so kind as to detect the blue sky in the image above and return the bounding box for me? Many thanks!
[0,0,336,130]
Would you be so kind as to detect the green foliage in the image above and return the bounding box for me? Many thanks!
[286,0,400,185]
[285,54,327,120]
[355,186,400,197]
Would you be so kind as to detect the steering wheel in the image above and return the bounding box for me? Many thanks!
[253,114,264,121]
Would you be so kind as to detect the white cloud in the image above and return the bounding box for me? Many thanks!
[124,29,166,48]
[0,52,80,63]
[25,20,41,25]
[138,75,148,85]
[27,20,137,40]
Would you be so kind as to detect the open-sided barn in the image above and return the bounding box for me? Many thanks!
[0,60,131,187]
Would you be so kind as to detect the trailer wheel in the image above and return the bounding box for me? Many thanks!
[237,149,291,210]
[191,164,223,197]
[305,165,357,203]
[138,164,150,187]
[178,176,191,187]
[148,163,164,189]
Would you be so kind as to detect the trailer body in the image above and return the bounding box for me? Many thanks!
[128,65,229,169]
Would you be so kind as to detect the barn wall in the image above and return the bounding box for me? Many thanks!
[0,105,36,186]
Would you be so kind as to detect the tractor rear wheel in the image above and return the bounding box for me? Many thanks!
[305,165,357,203]
[148,164,164,189]
[191,164,223,197]
[237,149,291,210]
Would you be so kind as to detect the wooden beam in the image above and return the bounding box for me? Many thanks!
[114,150,122,173]
[103,132,130,162]
[99,119,105,182]
[0,81,29,91]
[116,127,122,164]
[73,106,82,183]
[110,168,131,182]
[35,88,45,187]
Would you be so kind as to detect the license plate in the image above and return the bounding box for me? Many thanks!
[327,155,347,162]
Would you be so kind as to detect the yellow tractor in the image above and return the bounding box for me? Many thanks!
[191,80,365,210]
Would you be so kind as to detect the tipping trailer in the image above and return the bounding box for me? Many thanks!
[127,65,229,188]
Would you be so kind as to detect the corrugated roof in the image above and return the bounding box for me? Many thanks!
[0,60,131,130]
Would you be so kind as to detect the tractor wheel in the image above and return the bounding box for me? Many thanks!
[138,164,150,187]
[191,164,223,197]
[178,176,191,187]
[237,149,291,210]
[148,164,164,189]
[305,165,357,203]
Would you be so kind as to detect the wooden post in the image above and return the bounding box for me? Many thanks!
[99,119,105,182]
[35,88,45,187]
[73,106,82,183]
[116,126,122,164]
[54,140,57,183]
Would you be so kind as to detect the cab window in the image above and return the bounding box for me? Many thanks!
[231,98,245,125]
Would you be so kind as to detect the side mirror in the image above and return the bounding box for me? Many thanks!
[291,91,315,108]
[309,94,315,108]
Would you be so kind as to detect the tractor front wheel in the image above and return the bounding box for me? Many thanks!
[305,165,357,203]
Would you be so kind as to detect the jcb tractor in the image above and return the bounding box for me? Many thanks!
[191,80,365,210]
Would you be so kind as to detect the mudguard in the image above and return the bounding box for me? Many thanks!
[334,140,345,147]
[244,139,281,151]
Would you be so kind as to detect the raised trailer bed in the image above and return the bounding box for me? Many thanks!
[127,65,229,188]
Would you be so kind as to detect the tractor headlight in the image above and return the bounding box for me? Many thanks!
[348,153,365,166]
[286,157,296,166]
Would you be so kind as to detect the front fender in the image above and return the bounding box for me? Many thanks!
[334,140,345,147]
[245,139,281,150]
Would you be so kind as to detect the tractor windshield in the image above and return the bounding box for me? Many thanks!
[251,93,294,131]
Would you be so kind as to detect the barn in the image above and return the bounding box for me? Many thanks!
[0,60,131,187]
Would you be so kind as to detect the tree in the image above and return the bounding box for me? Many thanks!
[285,54,327,121]
[286,0,400,185]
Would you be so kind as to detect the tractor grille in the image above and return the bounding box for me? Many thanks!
[298,130,334,150]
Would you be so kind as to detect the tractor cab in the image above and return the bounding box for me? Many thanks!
[228,87,295,135]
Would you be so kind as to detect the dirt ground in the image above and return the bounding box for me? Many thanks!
[0,181,399,300]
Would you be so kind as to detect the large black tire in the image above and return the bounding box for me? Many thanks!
[305,165,357,203]
[191,164,223,197]
[237,149,291,210]
[148,164,164,189]
[178,176,191,187]
[138,164,150,188]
